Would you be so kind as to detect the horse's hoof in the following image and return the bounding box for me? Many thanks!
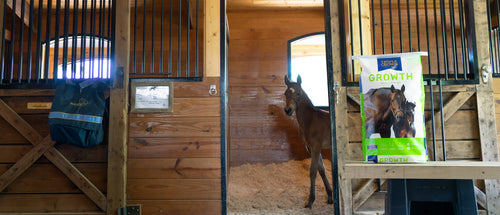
[304,203,313,209]
[327,198,333,204]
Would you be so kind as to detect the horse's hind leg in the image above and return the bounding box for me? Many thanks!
[318,154,333,204]
[305,147,320,209]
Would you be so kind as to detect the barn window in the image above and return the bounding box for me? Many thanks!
[288,32,328,107]
[41,36,112,80]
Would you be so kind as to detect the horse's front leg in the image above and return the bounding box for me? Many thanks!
[318,154,333,204]
[305,147,320,208]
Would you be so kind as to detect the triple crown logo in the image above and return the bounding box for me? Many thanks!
[377,57,402,71]
[70,98,89,106]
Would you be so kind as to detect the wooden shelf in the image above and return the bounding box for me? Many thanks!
[344,161,500,179]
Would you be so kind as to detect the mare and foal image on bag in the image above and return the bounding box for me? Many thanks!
[353,52,428,163]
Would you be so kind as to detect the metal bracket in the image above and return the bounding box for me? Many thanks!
[118,205,141,215]
[209,84,218,96]
[481,64,492,84]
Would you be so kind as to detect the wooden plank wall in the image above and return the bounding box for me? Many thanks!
[495,78,500,155]
[227,9,327,166]
[127,78,222,214]
[0,90,107,213]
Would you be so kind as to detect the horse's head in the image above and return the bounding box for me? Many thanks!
[390,84,407,121]
[284,75,303,116]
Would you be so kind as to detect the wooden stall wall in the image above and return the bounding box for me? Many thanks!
[495,78,500,155]
[0,89,108,213]
[127,79,222,214]
[227,9,326,166]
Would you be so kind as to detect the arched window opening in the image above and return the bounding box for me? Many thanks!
[288,32,328,107]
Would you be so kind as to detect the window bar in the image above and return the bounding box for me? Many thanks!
[406,0,411,52]
[186,0,190,77]
[195,0,199,77]
[428,80,437,161]
[35,0,43,82]
[54,0,61,81]
[142,0,146,74]
[151,0,155,74]
[439,0,449,80]
[390,0,394,53]
[160,0,164,74]
[17,0,26,83]
[81,0,88,78]
[438,80,446,161]
[371,0,375,54]
[27,0,35,82]
[62,0,70,79]
[168,0,172,77]
[177,0,182,77]
[133,0,137,74]
[424,0,432,75]
[433,0,441,77]
[398,0,403,52]
[44,0,52,82]
[357,0,363,56]
[380,0,385,54]
[448,0,458,80]
[98,0,103,78]
[496,0,500,76]
[0,0,5,82]
[10,0,17,83]
[90,0,96,78]
[71,0,79,79]
[348,0,354,81]
[416,0,421,51]
[458,0,467,79]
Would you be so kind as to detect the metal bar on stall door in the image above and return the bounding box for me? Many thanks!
[10,0,17,83]
[168,0,173,77]
[133,0,137,74]
[27,0,34,82]
[98,0,103,78]
[425,0,432,74]
[35,0,43,82]
[449,0,458,80]
[0,0,5,82]
[44,0,52,82]
[142,0,146,74]
[357,0,363,55]
[81,0,88,78]
[496,0,500,75]
[54,0,61,80]
[72,0,79,79]
[151,0,155,74]
[62,0,70,79]
[371,0,375,54]
[416,0,421,51]
[186,0,190,77]
[398,0,403,52]
[348,0,354,81]
[438,80,446,161]
[107,0,111,74]
[380,0,385,54]
[195,0,199,77]
[428,80,437,161]
[90,0,97,78]
[406,0,411,52]
[433,0,441,77]
[488,0,495,80]
[458,0,467,79]
[160,0,164,74]
[390,0,394,53]
[439,0,449,79]
[177,0,182,77]
[17,0,26,83]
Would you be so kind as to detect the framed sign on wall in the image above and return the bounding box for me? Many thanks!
[130,81,173,113]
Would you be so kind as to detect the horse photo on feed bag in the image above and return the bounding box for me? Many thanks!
[284,75,333,209]
[354,52,428,164]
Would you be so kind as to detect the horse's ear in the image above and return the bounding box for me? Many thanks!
[401,84,405,93]
[297,75,302,85]
[391,85,396,92]
[284,75,290,85]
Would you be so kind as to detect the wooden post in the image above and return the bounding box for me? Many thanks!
[472,0,500,214]
[327,0,353,214]
[107,0,130,213]
[204,0,220,77]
